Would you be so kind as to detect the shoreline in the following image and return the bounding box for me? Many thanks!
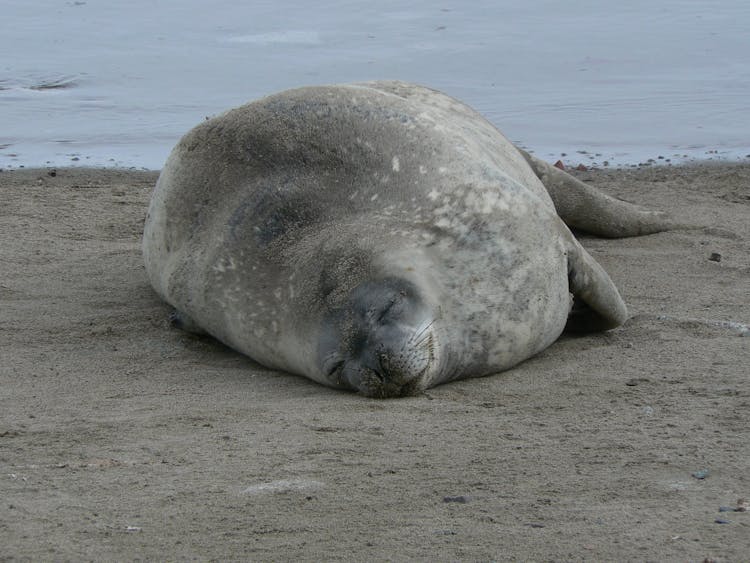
[3,150,750,174]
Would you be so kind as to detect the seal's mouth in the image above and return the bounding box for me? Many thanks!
[350,365,428,398]
[328,325,437,398]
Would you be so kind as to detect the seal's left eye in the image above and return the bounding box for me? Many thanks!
[378,290,409,323]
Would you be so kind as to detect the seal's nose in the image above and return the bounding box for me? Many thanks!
[339,360,412,398]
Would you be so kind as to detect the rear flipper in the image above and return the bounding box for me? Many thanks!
[519,149,676,238]
[565,238,628,332]
[169,310,207,335]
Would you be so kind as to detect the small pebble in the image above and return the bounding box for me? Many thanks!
[714,518,730,524]
[625,377,649,386]
[708,252,722,262]
[692,469,710,480]
[443,495,471,503]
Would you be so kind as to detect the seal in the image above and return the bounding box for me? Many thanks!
[143,81,671,397]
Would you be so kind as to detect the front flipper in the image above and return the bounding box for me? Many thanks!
[519,149,675,237]
[565,239,628,332]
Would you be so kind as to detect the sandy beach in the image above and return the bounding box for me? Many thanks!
[1,163,748,560]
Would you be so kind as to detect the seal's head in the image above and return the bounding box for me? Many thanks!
[317,276,440,398]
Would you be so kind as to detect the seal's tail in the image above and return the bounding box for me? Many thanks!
[518,149,686,238]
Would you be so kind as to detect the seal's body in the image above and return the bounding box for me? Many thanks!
[143,81,669,397]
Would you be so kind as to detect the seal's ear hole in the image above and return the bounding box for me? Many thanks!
[318,270,337,301]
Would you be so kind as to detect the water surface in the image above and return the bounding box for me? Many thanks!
[2,0,748,169]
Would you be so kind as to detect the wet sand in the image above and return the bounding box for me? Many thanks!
[1,164,748,560]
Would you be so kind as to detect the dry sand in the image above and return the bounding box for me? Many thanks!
[1,163,748,561]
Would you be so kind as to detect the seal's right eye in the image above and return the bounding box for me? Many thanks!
[376,289,408,323]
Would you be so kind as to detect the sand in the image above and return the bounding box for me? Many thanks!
[1,163,748,561]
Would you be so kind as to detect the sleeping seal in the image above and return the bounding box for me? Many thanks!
[143,81,670,397]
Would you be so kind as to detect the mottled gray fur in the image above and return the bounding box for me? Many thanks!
[143,81,669,397]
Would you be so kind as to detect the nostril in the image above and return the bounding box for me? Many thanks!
[377,351,391,375]
[325,358,345,379]
[370,367,385,383]
[358,351,388,383]
[369,351,395,383]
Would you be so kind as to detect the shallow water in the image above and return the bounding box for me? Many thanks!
[2,0,749,169]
